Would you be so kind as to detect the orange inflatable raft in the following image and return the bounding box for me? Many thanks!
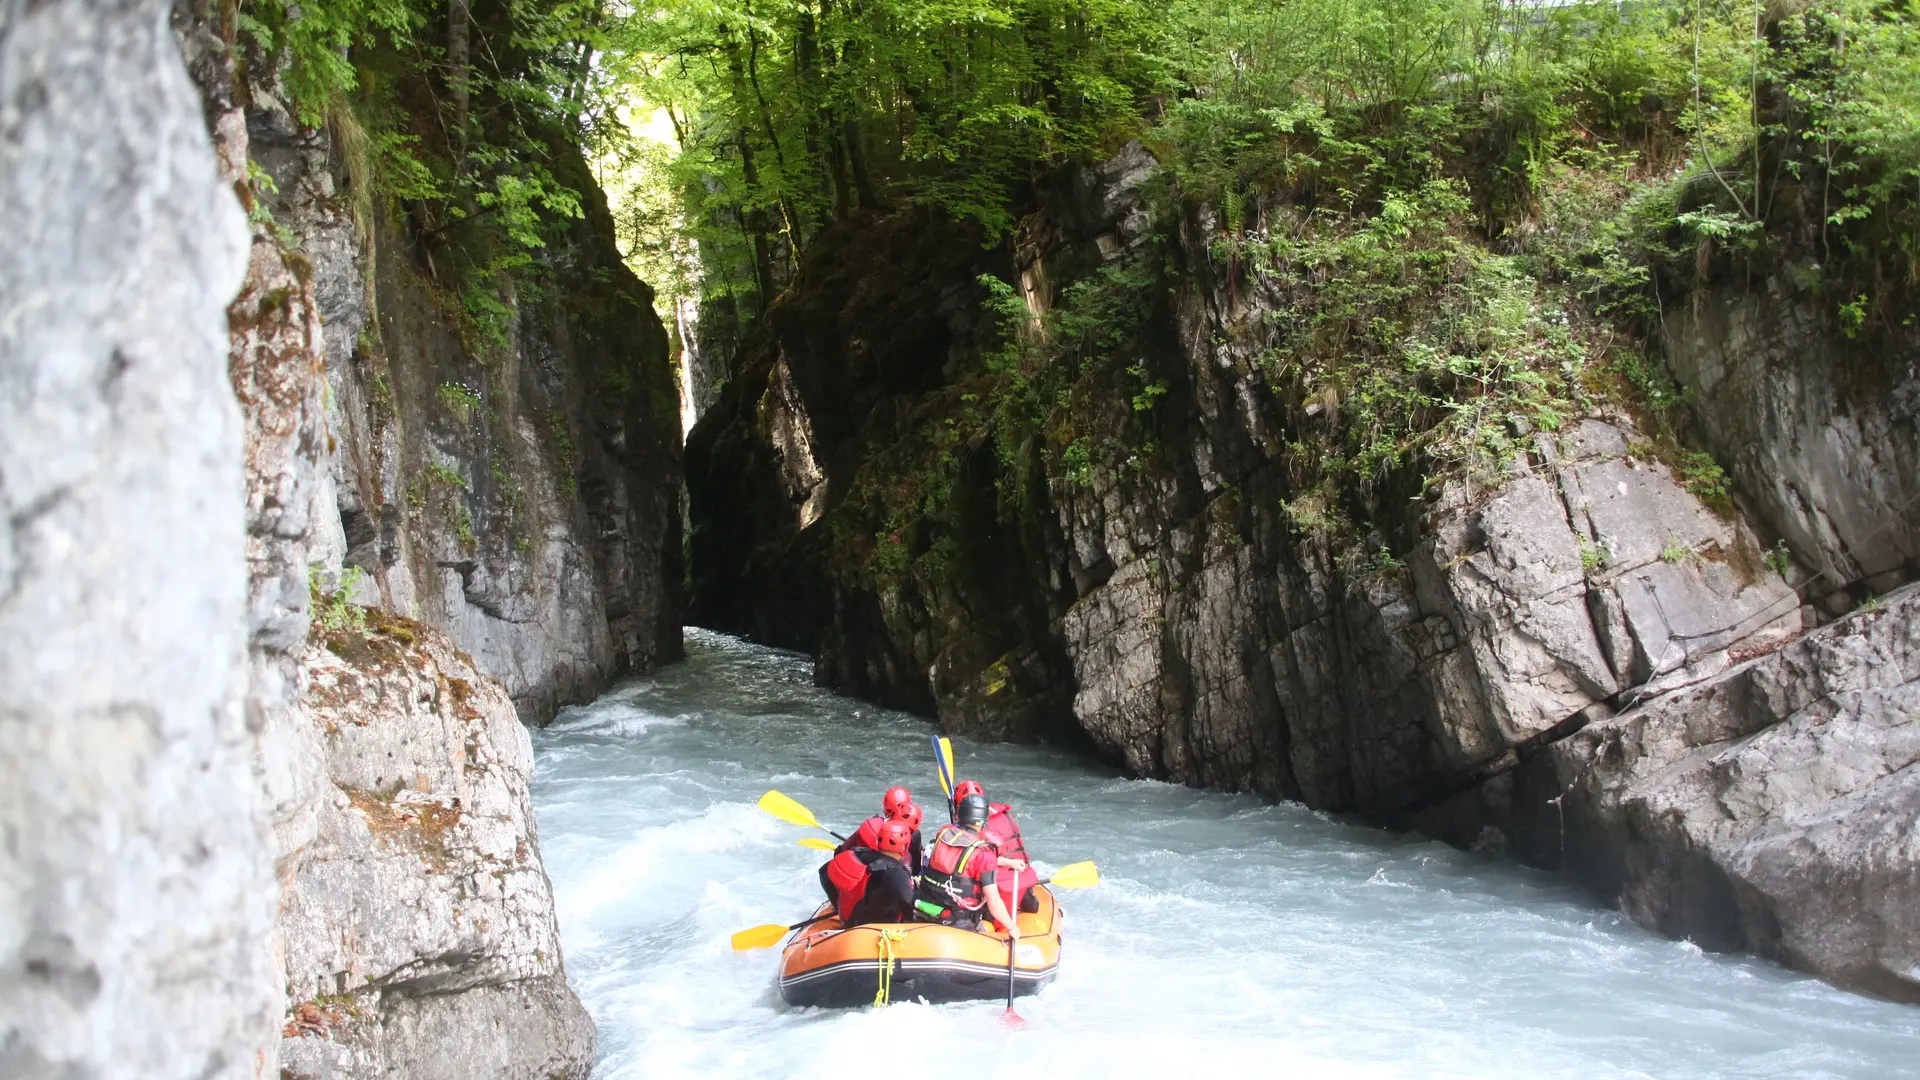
[777,885,1063,1008]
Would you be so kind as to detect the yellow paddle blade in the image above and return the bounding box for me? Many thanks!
[797,837,837,851]
[1047,861,1100,889]
[731,924,790,951]
[935,736,956,797]
[757,790,824,831]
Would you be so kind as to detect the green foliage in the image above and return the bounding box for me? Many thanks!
[1764,540,1793,577]
[1061,441,1093,488]
[237,0,422,127]
[236,0,610,357]
[1660,535,1698,564]
[1838,293,1871,339]
[1672,448,1731,504]
[426,462,466,489]
[309,565,371,636]
[1580,538,1610,574]
[437,382,484,418]
[1242,180,1595,488]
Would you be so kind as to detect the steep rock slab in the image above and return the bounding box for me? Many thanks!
[1534,585,1920,1003]
[236,44,683,727]
[280,615,592,1079]
[0,0,277,1075]
[1667,285,1920,607]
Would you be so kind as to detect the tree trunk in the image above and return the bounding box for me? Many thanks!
[448,0,470,159]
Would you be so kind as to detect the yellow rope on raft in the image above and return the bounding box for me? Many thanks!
[873,928,909,1006]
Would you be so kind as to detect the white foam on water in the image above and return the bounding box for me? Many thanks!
[533,631,1920,1080]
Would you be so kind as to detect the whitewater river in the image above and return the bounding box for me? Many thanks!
[530,630,1920,1079]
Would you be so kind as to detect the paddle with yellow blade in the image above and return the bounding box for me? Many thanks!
[730,912,838,951]
[930,735,956,821]
[1003,859,1102,1025]
[756,790,847,841]
[1033,861,1099,890]
[734,792,852,952]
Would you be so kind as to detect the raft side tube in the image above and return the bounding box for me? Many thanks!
[775,885,1064,1009]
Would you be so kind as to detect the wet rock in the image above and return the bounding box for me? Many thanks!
[280,616,593,1079]
[238,43,683,727]
[1541,585,1920,1003]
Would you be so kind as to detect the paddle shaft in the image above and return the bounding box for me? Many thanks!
[1005,935,1018,1013]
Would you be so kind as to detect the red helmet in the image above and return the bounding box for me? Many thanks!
[953,779,985,803]
[877,820,913,856]
[888,801,923,830]
[882,786,913,816]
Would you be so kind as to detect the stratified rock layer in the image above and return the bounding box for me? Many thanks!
[1668,287,1920,607]
[245,90,684,724]
[279,615,593,1079]
[0,0,275,1075]
[1536,586,1920,1002]
[686,143,1917,1001]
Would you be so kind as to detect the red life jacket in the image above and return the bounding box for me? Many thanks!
[916,823,999,913]
[985,803,1038,900]
[985,803,1026,861]
[825,849,871,922]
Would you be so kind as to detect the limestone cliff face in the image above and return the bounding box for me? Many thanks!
[1665,283,1920,609]
[1485,585,1920,1003]
[248,102,685,727]
[280,615,593,1080]
[0,1,276,1076]
[686,144,1918,1001]
[212,39,684,727]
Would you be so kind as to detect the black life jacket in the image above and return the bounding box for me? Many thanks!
[915,823,998,913]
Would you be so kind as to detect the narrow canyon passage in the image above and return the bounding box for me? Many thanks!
[531,631,1920,1079]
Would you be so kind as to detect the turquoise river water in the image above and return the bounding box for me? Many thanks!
[530,629,1920,1079]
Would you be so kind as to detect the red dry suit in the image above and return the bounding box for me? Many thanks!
[984,802,1039,913]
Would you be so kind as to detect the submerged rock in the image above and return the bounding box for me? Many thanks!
[280,614,593,1079]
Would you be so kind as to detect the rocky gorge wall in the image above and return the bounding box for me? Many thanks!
[1,1,277,1075]
[686,144,1920,1002]
[174,1,682,1070]
[280,612,593,1079]
[240,63,685,726]
[4,2,686,1075]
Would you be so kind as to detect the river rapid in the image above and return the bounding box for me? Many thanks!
[530,630,1920,1079]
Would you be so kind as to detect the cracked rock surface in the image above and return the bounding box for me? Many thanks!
[279,616,593,1080]
[1517,585,1920,1003]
